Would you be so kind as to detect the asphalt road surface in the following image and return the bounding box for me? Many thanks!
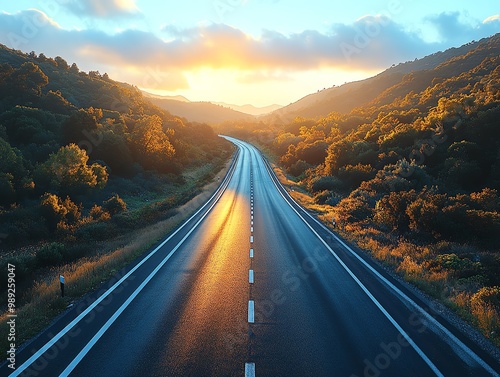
[2,137,499,377]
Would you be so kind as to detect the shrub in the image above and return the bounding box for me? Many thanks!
[36,242,65,267]
[314,190,332,205]
[103,194,127,215]
[308,175,343,193]
[75,221,114,241]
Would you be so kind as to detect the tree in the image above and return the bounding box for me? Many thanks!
[103,194,127,215]
[35,144,108,196]
[54,56,69,70]
[69,62,79,74]
[40,193,81,232]
[130,114,175,171]
[0,137,27,206]
[62,108,99,146]
[42,90,75,114]
[338,164,376,190]
[11,62,48,101]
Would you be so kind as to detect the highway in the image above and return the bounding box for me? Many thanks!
[2,137,499,376]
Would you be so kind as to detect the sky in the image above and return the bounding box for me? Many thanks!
[0,1,499,107]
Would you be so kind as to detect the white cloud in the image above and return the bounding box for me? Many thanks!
[483,15,500,24]
[62,0,140,18]
[0,9,499,92]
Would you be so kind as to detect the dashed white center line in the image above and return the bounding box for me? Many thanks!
[249,269,254,284]
[251,215,254,220]
[250,235,254,243]
[248,300,255,323]
[245,362,256,377]
[250,248,254,258]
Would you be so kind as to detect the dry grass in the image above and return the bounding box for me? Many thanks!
[0,159,232,359]
[270,162,500,346]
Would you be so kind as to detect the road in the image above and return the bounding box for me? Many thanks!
[2,137,499,376]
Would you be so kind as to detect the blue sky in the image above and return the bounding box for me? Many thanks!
[1,1,499,106]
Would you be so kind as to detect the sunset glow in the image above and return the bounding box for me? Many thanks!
[1,1,499,106]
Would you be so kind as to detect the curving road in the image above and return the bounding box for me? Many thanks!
[2,138,499,377]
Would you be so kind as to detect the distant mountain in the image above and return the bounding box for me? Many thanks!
[213,102,283,116]
[142,92,255,124]
[264,37,489,123]
[143,93,190,102]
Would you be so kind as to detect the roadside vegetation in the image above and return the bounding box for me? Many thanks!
[218,34,500,346]
[0,44,233,357]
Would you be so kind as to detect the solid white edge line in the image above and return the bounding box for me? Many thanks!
[12,141,240,377]
[249,270,254,284]
[248,300,255,323]
[261,150,499,376]
[261,147,446,377]
[245,362,256,377]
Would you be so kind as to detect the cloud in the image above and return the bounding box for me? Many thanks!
[0,9,499,92]
[62,0,140,18]
[484,14,500,24]
[427,12,500,43]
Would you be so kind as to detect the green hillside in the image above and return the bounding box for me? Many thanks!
[0,43,232,250]
[224,33,500,345]
[264,36,488,123]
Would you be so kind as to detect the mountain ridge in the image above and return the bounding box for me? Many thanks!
[263,35,495,123]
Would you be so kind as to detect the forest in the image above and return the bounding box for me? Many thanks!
[0,44,232,282]
[219,33,500,344]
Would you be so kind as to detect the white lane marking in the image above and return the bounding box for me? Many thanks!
[251,220,254,226]
[249,270,254,284]
[11,148,239,377]
[250,235,254,243]
[262,148,499,377]
[245,362,256,377]
[59,182,233,376]
[251,210,254,215]
[263,152,445,377]
[250,248,254,258]
[251,215,254,220]
[251,226,254,233]
[248,300,255,323]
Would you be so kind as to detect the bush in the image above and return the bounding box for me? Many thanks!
[308,175,343,193]
[103,194,127,215]
[36,242,65,267]
[314,190,332,205]
[472,286,500,308]
[75,221,115,241]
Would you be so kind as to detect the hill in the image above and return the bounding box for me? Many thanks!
[264,37,488,123]
[143,92,255,124]
[233,32,500,345]
[213,102,283,116]
[0,43,232,248]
